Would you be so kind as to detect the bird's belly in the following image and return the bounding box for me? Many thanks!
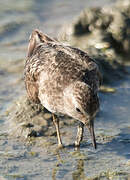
[38,86,64,115]
[38,71,65,114]
[38,91,57,114]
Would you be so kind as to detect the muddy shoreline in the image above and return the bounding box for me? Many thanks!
[0,0,130,179]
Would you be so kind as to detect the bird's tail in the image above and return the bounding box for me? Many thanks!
[27,29,55,57]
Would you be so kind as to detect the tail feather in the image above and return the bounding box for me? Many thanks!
[27,29,55,57]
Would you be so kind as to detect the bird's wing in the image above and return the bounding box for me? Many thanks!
[64,46,102,88]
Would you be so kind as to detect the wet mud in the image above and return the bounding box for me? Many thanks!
[0,0,130,179]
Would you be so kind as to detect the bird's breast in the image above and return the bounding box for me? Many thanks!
[38,71,65,114]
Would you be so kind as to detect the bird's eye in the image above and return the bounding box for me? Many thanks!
[76,108,82,113]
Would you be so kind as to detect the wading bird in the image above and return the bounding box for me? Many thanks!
[24,29,101,149]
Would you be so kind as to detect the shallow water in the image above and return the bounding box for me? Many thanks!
[0,76,130,179]
[0,0,117,112]
[0,0,130,179]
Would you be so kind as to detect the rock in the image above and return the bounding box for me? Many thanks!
[8,96,75,140]
[8,96,51,138]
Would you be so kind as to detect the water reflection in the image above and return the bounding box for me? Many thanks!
[72,159,85,180]
[52,167,57,180]
[52,148,67,180]
[0,0,130,179]
[52,148,87,180]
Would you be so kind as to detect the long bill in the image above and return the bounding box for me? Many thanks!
[86,120,97,149]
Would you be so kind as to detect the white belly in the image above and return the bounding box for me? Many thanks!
[38,92,57,114]
[38,71,64,115]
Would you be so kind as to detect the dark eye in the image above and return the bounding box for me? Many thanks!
[76,108,82,113]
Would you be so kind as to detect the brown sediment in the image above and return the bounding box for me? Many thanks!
[8,96,75,142]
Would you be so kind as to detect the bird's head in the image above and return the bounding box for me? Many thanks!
[63,81,99,149]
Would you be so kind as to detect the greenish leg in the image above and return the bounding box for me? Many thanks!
[75,122,84,147]
[52,114,63,148]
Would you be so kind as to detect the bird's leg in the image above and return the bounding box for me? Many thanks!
[75,122,84,147]
[52,114,63,148]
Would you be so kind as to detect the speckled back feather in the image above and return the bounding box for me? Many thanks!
[24,29,101,115]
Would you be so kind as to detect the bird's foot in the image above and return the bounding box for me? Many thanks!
[75,141,80,147]
[74,141,81,151]
[58,143,64,149]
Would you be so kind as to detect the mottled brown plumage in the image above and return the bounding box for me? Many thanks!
[24,29,101,148]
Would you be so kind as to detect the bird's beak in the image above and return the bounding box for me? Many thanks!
[86,120,97,149]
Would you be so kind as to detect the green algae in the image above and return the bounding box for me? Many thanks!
[5,174,24,179]
[100,86,117,93]
[70,151,87,160]
[0,0,130,179]
[28,151,37,157]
